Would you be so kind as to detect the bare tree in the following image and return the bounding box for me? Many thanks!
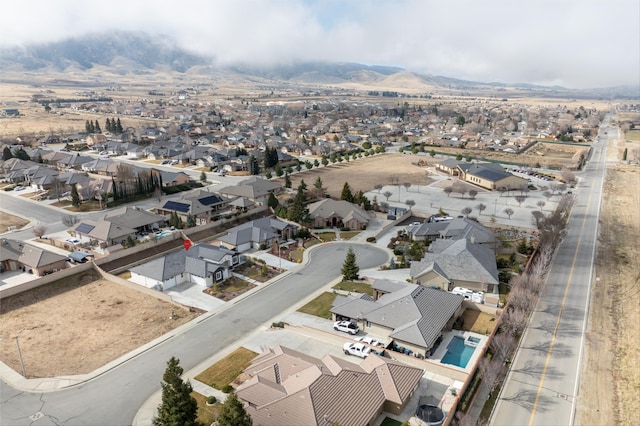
[405,199,415,210]
[504,207,514,219]
[515,195,526,206]
[531,210,545,228]
[557,183,567,194]
[444,186,453,197]
[542,190,552,201]
[468,189,478,199]
[388,174,399,186]
[479,357,507,396]
[383,190,392,201]
[62,215,78,227]
[508,285,534,312]
[79,184,97,202]
[560,168,576,185]
[503,307,528,337]
[32,224,47,239]
[476,203,487,215]
[49,177,65,201]
[402,182,411,193]
[374,184,382,193]
[536,200,546,211]
[489,332,516,363]
[461,207,472,216]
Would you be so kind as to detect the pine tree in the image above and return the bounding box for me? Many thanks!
[71,184,81,207]
[267,192,279,210]
[105,118,112,133]
[200,170,207,183]
[2,146,13,160]
[288,185,309,224]
[186,214,196,228]
[217,392,252,426]
[341,247,360,281]
[340,182,354,203]
[284,172,291,189]
[95,120,102,134]
[248,155,259,175]
[116,117,123,134]
[153,357,201,426]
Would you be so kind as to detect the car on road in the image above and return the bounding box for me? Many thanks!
[343,342,372,358]
[354,336,384,347]
[13,186,25,191]
[333,320,359,335]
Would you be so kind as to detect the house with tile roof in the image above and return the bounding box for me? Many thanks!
[217,176,283,204]
[213,217,297,253]
[307,199,371,230]
[155,189,231,225]
[235,345,423,426]
[406,217,496,246]
[410,239,499,294]
[129,243,238,290]
[331,281,464,358]
[0,238,68,276]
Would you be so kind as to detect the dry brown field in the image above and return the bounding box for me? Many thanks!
[576,131,640,425]
[0,270,198,377]
[0,211,30,232]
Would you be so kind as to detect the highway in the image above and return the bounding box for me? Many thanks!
[0,242,389,425]
[490,123,611,425]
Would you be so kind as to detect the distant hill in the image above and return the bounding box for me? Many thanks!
[1,31,636,98]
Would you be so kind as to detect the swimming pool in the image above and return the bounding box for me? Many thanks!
[440,336,476,368]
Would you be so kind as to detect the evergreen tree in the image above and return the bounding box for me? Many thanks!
[116,118,123,133]
[341,247,360,281]
[2,146,13,160]
[13,148,31,161]
[71,184,81,207]
[186,214,196,228]
[340,182,354,203]
[216,392,252,426]
[299,179,307,191]
[200,170,207,183]
[94,120,102,133]
[105,118,112,133]
[284,172,291,189]
[274,163,283,177]
[85,120,93,133]
[248,155,260,175]
[267,192,279,210]
[153,357,201,426]
[288,185,309,224]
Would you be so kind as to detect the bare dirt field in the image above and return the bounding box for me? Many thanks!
[276,154,434,198]
[0,269,198,378]
[576,137,640,424]
[0,211,30,232]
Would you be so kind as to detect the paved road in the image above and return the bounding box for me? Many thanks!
[0,242,389,426]
[491,122,612,425]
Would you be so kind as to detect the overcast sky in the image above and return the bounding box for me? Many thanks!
[2,0,638,89]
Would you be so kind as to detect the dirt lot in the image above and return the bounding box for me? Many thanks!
[576,135,640,424]
[276,154,434,198]
[0,270,198,378]
[0,211,30,232]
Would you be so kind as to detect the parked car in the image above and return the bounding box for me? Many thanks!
[333,320,359,335]
[343,342,372,358]
[66,238,80,245]
[354,336,384,347]
[13,186,25,191]
[161,160,170,165]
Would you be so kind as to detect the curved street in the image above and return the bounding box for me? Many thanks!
[0,242,389,426]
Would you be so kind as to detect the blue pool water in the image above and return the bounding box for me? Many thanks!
[156,230,173,239]
[440,336,475,368]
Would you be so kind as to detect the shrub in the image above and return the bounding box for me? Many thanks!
[206,395,217,405]
[221,384,233,393]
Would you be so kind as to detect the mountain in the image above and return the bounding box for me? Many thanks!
[0,31,208,73]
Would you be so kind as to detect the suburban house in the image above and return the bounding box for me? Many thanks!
[0,238,68,276]
[155,190,231,225]
[70,207,166,247]
[331,281,464,358]
[213,217,297,252]
[435,158,464,175]
[82,158,120,176]
[153,169,194,187]
[406,217,496,246]
[235,345,424,426]
[217,176,283,204]
[410,239,499,294]
[129,243,238,290]
[307,199,371,230]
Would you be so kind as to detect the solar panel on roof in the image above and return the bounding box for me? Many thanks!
[163,201,190,213]
[199,195,223,205]
[76,223,95,234]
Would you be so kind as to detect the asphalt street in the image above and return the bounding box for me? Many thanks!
[490,123,611,425]
[0,242,389,426]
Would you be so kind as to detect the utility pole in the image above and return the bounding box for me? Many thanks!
[15,337,26,377]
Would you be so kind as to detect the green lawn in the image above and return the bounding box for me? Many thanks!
[297,292,337,319]
[380,417,403,426]
[340,231,361,239]
[316,232,337,242]
[332,280,374,296]
[194,347,258,390]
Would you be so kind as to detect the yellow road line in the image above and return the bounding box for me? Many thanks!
[528,189,593,425]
